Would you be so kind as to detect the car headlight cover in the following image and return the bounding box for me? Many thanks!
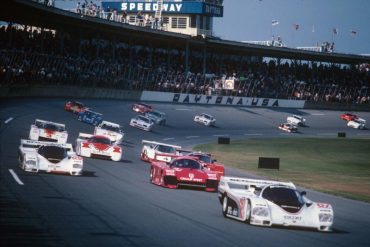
[319,213,333,222]
[252,207,269,217]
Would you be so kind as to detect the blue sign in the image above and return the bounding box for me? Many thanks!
[101,1,223,17]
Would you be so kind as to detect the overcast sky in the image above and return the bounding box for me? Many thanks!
[213,0,370,55]
[54,0,370,55]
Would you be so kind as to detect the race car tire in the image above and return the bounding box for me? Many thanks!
[245,200,251,223]
[141,150,148,161]
[149,167,154,183]
[222,195,228,217]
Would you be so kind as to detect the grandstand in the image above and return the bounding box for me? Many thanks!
[0,0,370,106]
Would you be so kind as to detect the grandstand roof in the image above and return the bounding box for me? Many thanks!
[2,0,370,64]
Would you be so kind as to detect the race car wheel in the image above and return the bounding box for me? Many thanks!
[222,196,228,217]
[245,200,251,223]
[149,167,154,183]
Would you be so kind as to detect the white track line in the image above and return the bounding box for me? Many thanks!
[4,117,13,124]
[9,169,24,185]
[213,134,229,137]
[162,137,175,141]
[244,133,263,136]
[311,113,325,116]
[317,133,336,136]
[175,108,191,111]
[186,136,200,139]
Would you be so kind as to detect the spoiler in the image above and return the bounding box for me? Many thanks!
[35,119,65,128]
[99,121,120,127]
[142,140,181,149]
[221,176,295,189]
[20,139,73,151]
[77,133,93,140]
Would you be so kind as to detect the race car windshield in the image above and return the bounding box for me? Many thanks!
[91,137,111,144]
[138,116,150,123]
[203,114,212,119]
[73,102,84,107]
[171,159,201,169]
[149,111,162,117]
[38,146,67,162]
[44,123,64,131]
[190,154,211,163]
[262,187,304,213]
[157,145,176,154]
[102,124,120,132]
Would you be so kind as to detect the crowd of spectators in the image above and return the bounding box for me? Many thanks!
[1,23,369,105]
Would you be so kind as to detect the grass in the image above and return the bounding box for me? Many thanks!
[194,138,370,202]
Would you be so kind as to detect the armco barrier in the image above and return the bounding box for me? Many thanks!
[0,85,142,101]
[304,101,370,111]
[141,91,305,108]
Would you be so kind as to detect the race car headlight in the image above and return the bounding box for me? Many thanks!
[73,164,82,169]
[319,213,333,222]
[26,160,36,166]
[252,207,269,217]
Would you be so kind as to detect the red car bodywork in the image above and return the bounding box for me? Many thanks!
[150,157,219,192]
[132,103,153,113]
[340,113,358,121]
[188,152,225,177]
[64,101,86,113]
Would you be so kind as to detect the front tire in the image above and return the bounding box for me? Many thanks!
[245,200,251,223]
[150,167,154,183]
[222,196,228,217]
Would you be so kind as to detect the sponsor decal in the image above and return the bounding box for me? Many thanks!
[283,215,302,222]
[317,203,330,208]
[121,2,182,12]
[179,173,203,182]
[44,129,55,138]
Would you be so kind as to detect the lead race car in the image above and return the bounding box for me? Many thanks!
[29,119,68,143]
[76,133,122,161]
[94,121,124,144]
[18,139,83,176]
[141,140,183,162]
[194,113,216,126]
[218,176,334,232]
[287,115,306,126]
[150,156,220,192]
[347,118,366,129]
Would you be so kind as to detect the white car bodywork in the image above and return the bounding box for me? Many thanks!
[287,115,306,126]
[278,123,298,132]
[141,140,182,162]
[129,115,154,131]
[18,139,83,176]
[145,110,166,125]
[347,119,366,129]
[76,133,122,161]
[29,119,68,143]
[94,121,124,144]
[218,176,334,232]
[194,113,216,126]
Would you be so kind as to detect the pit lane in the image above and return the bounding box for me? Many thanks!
[1,98,370,247]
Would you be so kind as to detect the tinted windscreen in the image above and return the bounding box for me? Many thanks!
[102,124,120,132]
[38,146,67,162]
[44,123,64,131]
[190,154,211,163]
[171,159,201,169]
[157,145,176,154]
[91,137,111,144]
[262,187,304,213]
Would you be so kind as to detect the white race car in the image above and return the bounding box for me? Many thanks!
[347,119,366,129]
[29,119,68,143]
[94,121,124,144]
[129,115,154,131]
[218,176,334,232]
[76,133,122,161]
[145,110,166,125]
[287,115,306,126]
[194,113,216,126]
[18,139,83,176]
[141,140,182,162]
[278,123,298,133]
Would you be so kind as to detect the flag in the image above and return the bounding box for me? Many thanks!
[293,23,299,30]
[272,20,279,26]
[332,28,338,35]
[350,30,357,36]
[312,25,315,33]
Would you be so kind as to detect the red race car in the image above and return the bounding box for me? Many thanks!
[188,152,225,177]
[150,157,219,192]
[340,113,358,121]
[132,103,153,113]
[64,100,87,114]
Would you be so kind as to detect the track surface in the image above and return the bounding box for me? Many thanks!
[1,98,370,247]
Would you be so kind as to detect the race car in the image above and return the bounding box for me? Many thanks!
[187,152,225,177]
[218,176,334,232]
[132,103,153,113]
[141,140,182,162]
[94,121,124,144]
[278,123,298,133]
[145,110,166,125]
[347,119,366,129]
[287,115,306,126]
[150,156,219,192]
[77,109,103,126]
[340,113,359,122]
[76,133,122,161]
[129,115,154,131]
[29,119,68,143]
[18,139,83,176]
[64,100,87,113]
[194,113,216,126]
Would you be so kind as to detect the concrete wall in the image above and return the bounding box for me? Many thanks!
[304,101,370,112]
[0,85,142,101]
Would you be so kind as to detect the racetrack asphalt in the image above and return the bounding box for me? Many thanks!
[1,98,370,247]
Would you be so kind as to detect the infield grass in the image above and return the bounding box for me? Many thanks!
[194,138,370,202]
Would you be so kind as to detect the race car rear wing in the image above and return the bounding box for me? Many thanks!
[20,139,73,151]
[98,120,121,127]
[142,140,181,149]
[35,119,66,129]
[77,133,93,140]
[221,176,296,191]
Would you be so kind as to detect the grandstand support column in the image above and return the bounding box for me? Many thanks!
[185,40,190,75]
[202,45,207,75]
